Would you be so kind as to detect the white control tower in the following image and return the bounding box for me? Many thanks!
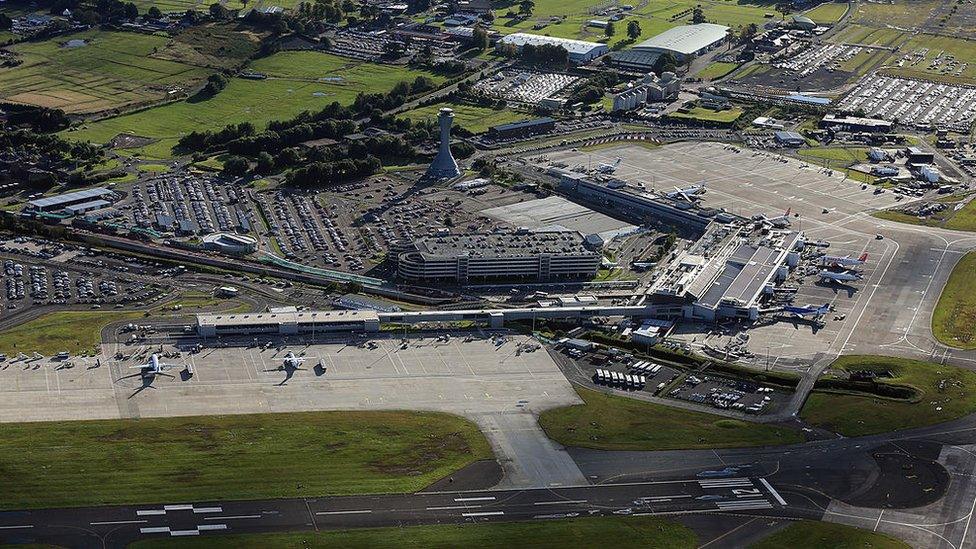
[425,108,461,180]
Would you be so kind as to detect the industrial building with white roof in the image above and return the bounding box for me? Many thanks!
[497,33,609,63]
[632,23,730,61]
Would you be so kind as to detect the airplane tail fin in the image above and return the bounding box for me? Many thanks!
[784,207,791,216]
[858,252,868,262]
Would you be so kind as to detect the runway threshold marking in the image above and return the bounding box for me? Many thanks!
[759,478,788,506]
[462,511,504,517]
[91,520,148,526]
[316,509,372,515]
[454,497,495,502]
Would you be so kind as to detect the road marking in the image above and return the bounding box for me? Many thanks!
[164,504,194,511]
[759,478,788,506]
[454,497,495,502]
[192,507,223,514]
[170,530,200,537]
[426,505,471,511]
[140,527,171,534]
[91,520,148,526]
[198,524,228,531]
[203,515,260,520]
[533,500,587,506]
[136,510,167,516]
[316,510,372,515]
[0,525,33,530]
[462,511,504,517]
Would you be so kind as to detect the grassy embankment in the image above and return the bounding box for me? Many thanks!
[540,386,802,450]
[801,355,976,436]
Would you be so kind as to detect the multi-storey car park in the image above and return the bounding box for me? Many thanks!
[394,230,603,283]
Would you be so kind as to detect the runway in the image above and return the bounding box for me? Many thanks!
[0,475,798,548]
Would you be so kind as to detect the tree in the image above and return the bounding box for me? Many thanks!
[124,2,139,19]
[255,152,275,174]
[652,52,677,74]
[223,156,248,176]
[604,21,615,37]
[518,0,534,15]
[203,73,228,96]
[472,26,489,51]
[692,5,705,24]
[147,6,162,18]
[209,2,228,18]
[726,27,735,50]
[738,23,758,43]
[0,13,12,30]
[626,20,641,40]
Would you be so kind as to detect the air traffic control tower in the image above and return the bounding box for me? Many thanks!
[425,107,461,179]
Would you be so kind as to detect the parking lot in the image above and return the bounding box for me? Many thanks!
[0,237,174,311]
[838,73,976,132]
[472,70,580,105]
[128,173,257,236]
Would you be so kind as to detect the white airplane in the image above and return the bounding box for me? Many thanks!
[595,158,621,174]
[666,184,706,201]
[130,354,180,376]
[782,303,830,319]
[282,351,305,369]
[821,252,868,268]
[756,208,792,228]
[818,269,863,283]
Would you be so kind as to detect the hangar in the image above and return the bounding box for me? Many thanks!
[632,23,730,62]
[496,33,609,63]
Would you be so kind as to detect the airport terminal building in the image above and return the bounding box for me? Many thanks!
[196,310,381,338]
[395,230,602,282]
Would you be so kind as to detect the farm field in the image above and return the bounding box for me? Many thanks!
[0,411,491,509]
[0,30,210,114]
[491,0,769,49]
[851,0,940,30]
[66,52,447,158]
[803,1,849,24]
[400,102,529,133]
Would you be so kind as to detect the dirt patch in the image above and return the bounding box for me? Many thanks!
[110,133,158,149]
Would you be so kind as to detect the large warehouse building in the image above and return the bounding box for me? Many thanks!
[497,33,609,63]
[27,187,117,213]
[632,23,730,62]
[395,230,602,282]
[196,310,381,338]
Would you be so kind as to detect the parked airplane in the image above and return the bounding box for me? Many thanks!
[282,351,305,369]
[755,208,792,228]
[821,252,868,267]
[818,270,863,283]
[666,184,706,201]
[595,157,622,174]
[130,354,180,376]
[783,303,830,318]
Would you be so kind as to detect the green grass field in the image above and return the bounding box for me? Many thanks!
[400,102,528,133]
[851,0,940,30]
[750,520,909,549]
[696,61,740,81]
[873,195,976,231]
[0,30,210,114]
[670,106,743,124]
[882,33,976,85]
[797,146,868,165]
[66,51,446,158]
[539,386,802,451]
[933,252,976,348]
[130,516,696,549]
[801,355,976,436]
[492,0,768,50]
[0,410,491,509]
[0,310,143,356]
[803,2,849,24]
